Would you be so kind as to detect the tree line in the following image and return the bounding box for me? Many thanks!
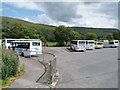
[2,23,120,46]
[54,25,120,46]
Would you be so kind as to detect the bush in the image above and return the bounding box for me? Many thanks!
[2,49,19,80]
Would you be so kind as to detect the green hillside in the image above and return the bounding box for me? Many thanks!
[72,27,118,37]
[1,16,56,41]
[1,16,119,41]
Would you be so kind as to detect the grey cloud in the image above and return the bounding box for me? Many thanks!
[80,2,118,18]
[102,3,118,18]
[84,2,100,5]
[91,2,118,19]
[2,1,118,28]
[36,2,82,22]
[35,2,117,28]
[36,2,117,22]
[118,2,120,29]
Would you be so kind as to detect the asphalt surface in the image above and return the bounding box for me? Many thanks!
[43,47,118,88]
[9,47,118,88]
[9,56,47,88]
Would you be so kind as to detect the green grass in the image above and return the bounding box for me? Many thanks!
[0,80,2,89]
[47,42,57,47]
[1,76,17,88]
[45,41,71,47]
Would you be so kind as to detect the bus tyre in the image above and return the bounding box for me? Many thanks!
[21,52,24,57]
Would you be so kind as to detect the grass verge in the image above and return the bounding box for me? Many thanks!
[1,64,25,89]
[47,42,57,47]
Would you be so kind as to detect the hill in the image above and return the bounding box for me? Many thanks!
[72,27,118,37]
[1,16,119,41]
[1,16,56,41]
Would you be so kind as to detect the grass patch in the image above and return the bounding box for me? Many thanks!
[0,80,2,90]
[47,42,57,47]
[44,41,71,47]
[2,77,16,88]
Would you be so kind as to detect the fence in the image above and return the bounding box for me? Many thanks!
[35,52,57,85]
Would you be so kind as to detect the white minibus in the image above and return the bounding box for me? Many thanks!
[71,40,86,51]
[108,40,119,48]
[103,40,109,48]
[86,40,95,50]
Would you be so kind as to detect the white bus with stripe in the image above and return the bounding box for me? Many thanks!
[12,40,42,56]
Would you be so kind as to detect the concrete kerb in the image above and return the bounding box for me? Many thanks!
[49,56,60,88]
[36,60,47,83]
[38,59,60,88]
[32,52,60,88]
[49,70,60,88]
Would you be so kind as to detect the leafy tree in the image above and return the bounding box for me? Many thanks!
[41,36,47,44]
[106,33,114,40]
[2,23,42,39]
[80,35,85,40]
[64,27,79,45]
[113,31,120,40]
[85,32,97,40]
[54,25,79,46]
[97,35,107,40]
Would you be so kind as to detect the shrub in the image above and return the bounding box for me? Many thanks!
[2,49,19,80]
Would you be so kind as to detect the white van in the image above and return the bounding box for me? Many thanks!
[109,40,119,48]
[71,40,86,51]
[86,40,95,50]
[103,40,109,48]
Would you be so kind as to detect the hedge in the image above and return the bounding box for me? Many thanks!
[2,49,19,80]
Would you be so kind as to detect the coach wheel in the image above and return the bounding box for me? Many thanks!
[21,52,24,57]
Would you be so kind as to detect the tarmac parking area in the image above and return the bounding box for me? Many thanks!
[43,47,118,88]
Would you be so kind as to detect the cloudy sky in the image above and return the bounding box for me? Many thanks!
[1,0,119,29]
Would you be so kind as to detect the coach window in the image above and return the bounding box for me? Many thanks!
[32,42,40,46]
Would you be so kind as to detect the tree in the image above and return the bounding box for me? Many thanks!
[54,25,79,46]
[113,31,120,40]
[64,27,79,45]
[2,23,42,39]
[106,33,114,40]
[85,32,97,40]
